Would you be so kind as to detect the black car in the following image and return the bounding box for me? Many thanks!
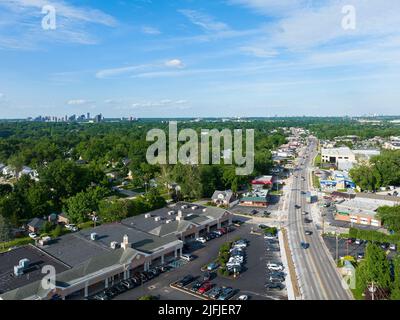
[304,218,312,223]
[265,282,285,290]
[203,272,214,281]
[191,281,204,291]
[305,230,313,235]
[177,275,194,287]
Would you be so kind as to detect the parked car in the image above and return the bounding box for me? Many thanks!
[268,275,285,282]
[389,244,397,251]
[203,272,214,281]
[380,243,390,250]
[357,252,364,260]
[267,263,284,271]
[121,280,136,289]
[198,282,213,294]
[237,295,248,300]
[264,234,277,240]
[191,281,203,292]
[196,237,207,244]
[265,282,285,290]
[28,232,38,239]
[305,230,313,235]
[217,287,235,300]
[304,218,312,224]
[207,262,219,271]
[177,275,194,287]
[258,224,268,229]
[355,239,362,245]
[181,254,195,262]
[208,287,222,299]
[346,238,355,244]
[302,211,308,215]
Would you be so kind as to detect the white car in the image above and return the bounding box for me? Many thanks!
[229,256,244,263]
[237,295,248,300]
[264,234,277,240]
[196,237,207,244]
[233,242,247,249]
[267,263,284,271]
[65,224,76,230]
[28,232,38,239]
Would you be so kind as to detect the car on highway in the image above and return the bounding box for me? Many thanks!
[301,242,310,249]
[305,230,313,235]
[177,275,194,287]
[304,218,313,223]
[295,205,301,209]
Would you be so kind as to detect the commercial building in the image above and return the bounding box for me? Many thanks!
[239,189,269,207]
[334,198,397,227]
[0,202,232,300]
[321,147,380,170]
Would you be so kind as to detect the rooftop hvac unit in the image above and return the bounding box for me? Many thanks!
[14,265,24,276]
[144,213,151,218]
[19,258,30,268]
[110,241,120,249]
[90,233,98,241]
[154,216,161,222]
[168,210,175,215]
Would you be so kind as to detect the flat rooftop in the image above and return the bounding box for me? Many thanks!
[121,202,227,235]
[0,245,69,294]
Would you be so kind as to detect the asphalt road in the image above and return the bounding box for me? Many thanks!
[286,137,352,300]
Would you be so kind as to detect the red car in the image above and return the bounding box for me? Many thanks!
[198,282,212,294]
[218,228,227,234]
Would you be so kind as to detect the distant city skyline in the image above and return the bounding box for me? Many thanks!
[1,0,400,118]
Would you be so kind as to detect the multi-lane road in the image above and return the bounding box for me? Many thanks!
[287,137,352,300]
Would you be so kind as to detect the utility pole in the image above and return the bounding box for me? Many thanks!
[336,232,339,265]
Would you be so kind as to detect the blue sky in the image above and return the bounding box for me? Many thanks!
[0,0,400,118]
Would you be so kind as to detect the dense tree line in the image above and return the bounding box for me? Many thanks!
[349,150,400,191]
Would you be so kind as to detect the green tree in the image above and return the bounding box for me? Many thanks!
[391,256,400,300]
[98,198,130,223]
[0,215,12,244]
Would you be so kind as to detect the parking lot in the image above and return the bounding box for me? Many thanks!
[110,220,287,300]
[323,236,398,262]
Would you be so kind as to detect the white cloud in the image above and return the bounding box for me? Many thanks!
[179,9,229,32]
[131,99,189,109]
[165,59,184,68]
[0,0,117,49]
[67,99,93,105]
[240,46,278,58]
[141,26,161,35]
[96,64,152,79]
